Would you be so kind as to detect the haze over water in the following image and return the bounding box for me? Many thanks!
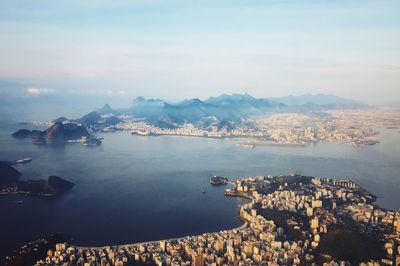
[0,122,400,257]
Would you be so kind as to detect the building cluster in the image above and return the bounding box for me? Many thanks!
[326,108,400,131]
[255,112,381,145]
[37,175,400,266]
[28,107,400,147]
[112,121,264,139]
[0,184,19,194]
[109,117,376,146]
[35,198,311,265]
[101,107,400,147]
[231,176,400,264]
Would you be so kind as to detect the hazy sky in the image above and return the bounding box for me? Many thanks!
[0,0,399,104]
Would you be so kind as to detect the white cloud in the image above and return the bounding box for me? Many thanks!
[25,87,53,95]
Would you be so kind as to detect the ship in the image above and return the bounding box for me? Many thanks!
[210,176,229,185]
[131,131,156,136]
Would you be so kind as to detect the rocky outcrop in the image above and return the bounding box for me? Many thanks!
[47,175,75,193]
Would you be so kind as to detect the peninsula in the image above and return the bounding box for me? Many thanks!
[0,161,74,197]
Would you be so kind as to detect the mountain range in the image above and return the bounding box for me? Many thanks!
[11,93,367,138]
[94,93,366,129]
[269,93,366,109]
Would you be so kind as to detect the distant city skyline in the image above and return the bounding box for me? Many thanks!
[0,0,400,104]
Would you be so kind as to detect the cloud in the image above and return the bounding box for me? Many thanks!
[25,87,53,95]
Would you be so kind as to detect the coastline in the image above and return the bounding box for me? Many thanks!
[129,132,379,147]
[0,191,55,197]
[76,221,249,250]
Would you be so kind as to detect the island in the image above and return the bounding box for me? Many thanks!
[0,161,74,197]
[17,174,399,266]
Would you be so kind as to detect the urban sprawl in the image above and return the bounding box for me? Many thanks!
[105,108,399,146]
[30,107,400,146]
[35,174,400,266]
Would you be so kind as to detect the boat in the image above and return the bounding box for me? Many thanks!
[201,190,206,194]
[131,131,151,136]
[12,157,32,165]
[210,176,229,185]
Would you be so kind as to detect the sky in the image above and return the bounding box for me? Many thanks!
[0,0,399,105]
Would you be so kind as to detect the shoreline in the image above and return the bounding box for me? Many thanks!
[76,221,249,250]
[0,191,55,197]
[128,132,379,147]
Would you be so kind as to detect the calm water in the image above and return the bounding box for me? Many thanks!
[0,122,400,258]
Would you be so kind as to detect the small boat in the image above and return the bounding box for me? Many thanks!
[201,190,206,194]
[12,157,32,165]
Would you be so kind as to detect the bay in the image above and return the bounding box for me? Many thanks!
[0,123,399,258]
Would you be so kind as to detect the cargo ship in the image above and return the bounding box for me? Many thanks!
[210,176,229,185]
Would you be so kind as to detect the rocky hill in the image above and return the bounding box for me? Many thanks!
[12,122,90,144]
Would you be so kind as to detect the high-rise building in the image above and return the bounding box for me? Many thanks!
[306,207,313,217]
[396,215,400,233]
[47,249,53,257]
[244,241,254,256]
[160,241,166,252]
[311,216,319,230]
[55,243,66,252]
[192,253,204,266]
[234,236,242,247]
[312,200,322,208]
[214,240,224,253]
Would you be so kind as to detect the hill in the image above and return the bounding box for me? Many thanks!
[12,122,90,144]
[76,111,102,127]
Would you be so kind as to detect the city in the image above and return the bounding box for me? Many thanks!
[100,107,399,146]
[1,1,400,265]
[32,174,400,265]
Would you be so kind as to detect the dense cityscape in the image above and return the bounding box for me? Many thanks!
[26,174,400,266]
[99,107,399,146]
[25,106,400,147]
